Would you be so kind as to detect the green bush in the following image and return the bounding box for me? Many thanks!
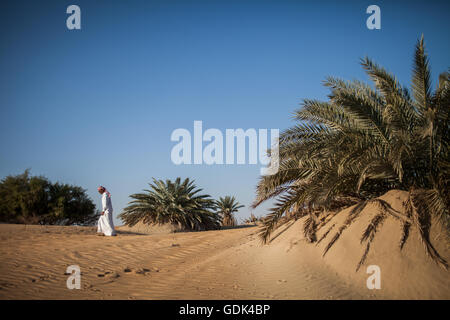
[119,177,221,231]
[0,170,97,225]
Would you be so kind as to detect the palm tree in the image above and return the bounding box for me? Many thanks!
[215,196,244,227]
[253,36,449,269]
[244,213,259,224]
[119,178,220,231]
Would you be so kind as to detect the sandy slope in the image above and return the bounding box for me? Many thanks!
[0,223,369,300]
[0,190,448,300]
[312,190,450,299]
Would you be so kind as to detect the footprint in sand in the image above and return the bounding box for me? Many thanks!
[134,268,150,275]
[71,251,82,259]
[31,274,51,283]
[97,271,120,278]
[0,281,16,289]
[122,267,151,275]
[106,272,120,278]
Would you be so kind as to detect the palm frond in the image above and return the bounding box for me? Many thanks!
[253,36,449,270]
[357,213,387,271]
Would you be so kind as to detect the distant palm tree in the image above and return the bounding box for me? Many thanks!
[215,196,244,227]
[119,178,220,231]
[244,213,259,224]
[253,36,449,269]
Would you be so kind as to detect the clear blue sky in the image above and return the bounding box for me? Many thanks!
[1,0,449,224]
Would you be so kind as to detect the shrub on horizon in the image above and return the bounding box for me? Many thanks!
[0,169,97,225]
[119,177,221,231]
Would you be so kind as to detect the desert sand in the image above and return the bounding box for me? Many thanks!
[0,190,449,300]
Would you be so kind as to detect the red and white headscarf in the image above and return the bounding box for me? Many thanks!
[98,186,111,198]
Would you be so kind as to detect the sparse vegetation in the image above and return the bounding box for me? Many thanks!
[0,170,97,225]
[119,178,221,231]
[243,213,260,224]
[215,196,244,227]
[253,36,449,269]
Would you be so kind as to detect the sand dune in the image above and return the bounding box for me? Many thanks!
[311,190,450,299]
[0,191,448,299]
[117,221,186,235]
[0,223,368,299]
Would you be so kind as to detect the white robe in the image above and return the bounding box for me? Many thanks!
[97,193,116,236]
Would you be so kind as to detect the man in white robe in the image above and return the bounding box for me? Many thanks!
[97,186,116,236]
